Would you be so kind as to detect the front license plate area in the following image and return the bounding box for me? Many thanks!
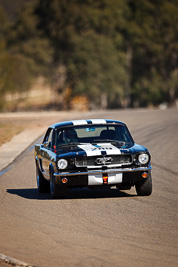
[88,173,123,185]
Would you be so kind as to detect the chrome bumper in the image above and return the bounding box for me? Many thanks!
[54,166,152,177]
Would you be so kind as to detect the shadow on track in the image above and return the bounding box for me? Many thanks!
[6,188,137,200]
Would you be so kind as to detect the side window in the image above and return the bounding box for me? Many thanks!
[48,130,53,148]
[116,126,132,143]
[43,128,53,148]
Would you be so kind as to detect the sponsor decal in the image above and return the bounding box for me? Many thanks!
[92,144,112,151]
[78,143,121,156]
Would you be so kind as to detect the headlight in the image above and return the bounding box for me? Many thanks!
[138,153,149,164]
[57,159,68,169]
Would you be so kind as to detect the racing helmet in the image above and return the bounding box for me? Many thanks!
[63,128,78,143]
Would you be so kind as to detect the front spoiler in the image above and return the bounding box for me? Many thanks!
[54,166,152,177]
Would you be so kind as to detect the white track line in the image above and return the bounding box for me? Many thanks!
[0,253,36,267]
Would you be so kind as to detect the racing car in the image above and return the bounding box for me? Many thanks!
[35,119,152,198]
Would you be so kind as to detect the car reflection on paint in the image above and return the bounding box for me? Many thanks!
[34,119,152,198]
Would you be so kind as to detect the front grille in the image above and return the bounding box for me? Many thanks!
[75,155,132,167]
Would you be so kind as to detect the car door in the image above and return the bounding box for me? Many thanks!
[40,128,56,179]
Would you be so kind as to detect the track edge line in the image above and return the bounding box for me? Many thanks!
[0,253,36,267]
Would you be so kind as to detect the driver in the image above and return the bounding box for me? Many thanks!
[63,128,78,143]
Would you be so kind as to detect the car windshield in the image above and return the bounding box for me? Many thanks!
[55,124,134,148]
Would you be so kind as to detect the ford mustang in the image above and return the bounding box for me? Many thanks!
[34,119,152,198]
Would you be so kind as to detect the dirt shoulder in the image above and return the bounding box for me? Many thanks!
[0,111,80,146]
[0,111,89,171]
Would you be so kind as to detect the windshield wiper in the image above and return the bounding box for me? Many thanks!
[93,139,115,142]
[58,142,88,147]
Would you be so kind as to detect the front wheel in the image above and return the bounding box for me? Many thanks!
[135,174,152,196]
[50,172,68,199]
[36,162,50,193]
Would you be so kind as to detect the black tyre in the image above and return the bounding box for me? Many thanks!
[36,162,50,193]
[135,174,152,196]
[50,172,68,199]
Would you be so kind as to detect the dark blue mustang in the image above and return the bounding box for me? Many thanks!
[35,119,152,198]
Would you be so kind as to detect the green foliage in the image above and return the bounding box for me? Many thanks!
[0,1,53,110]
[0,42,33,110]
[67,31,127,108]
[0,4,9,37]
[0,0,178,110]
[7,1,53,77]
[126,0,178,107]
[36,0,128,108]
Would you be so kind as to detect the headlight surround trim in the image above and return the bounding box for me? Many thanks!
[57,158,68,169]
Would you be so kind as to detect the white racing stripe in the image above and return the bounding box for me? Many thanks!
[97,143,121,155]
[88,174,103,185]
[72,120,88,125]
[72,119,106,125]
[90,119,106,124]
[108,173,122,184]
[78,144,102,156]
[78,143,121,156]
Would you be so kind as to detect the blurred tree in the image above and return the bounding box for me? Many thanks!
[0,5,11,109]
[7,1,53,79]
[0,0,34,21]
[36,0,128,109]
[1,0,178,111]
[67,31,125,109]
[155,0,178,106]
[0,4,9,36]
[0,1,53,110]
[127,0,178,107]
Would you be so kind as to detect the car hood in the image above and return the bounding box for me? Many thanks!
[57,142,148,159]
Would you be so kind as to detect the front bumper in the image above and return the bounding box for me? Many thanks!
[53,166,152,186]
[54,166,152,177]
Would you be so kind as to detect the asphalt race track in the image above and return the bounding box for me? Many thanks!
[0,109,178,267]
